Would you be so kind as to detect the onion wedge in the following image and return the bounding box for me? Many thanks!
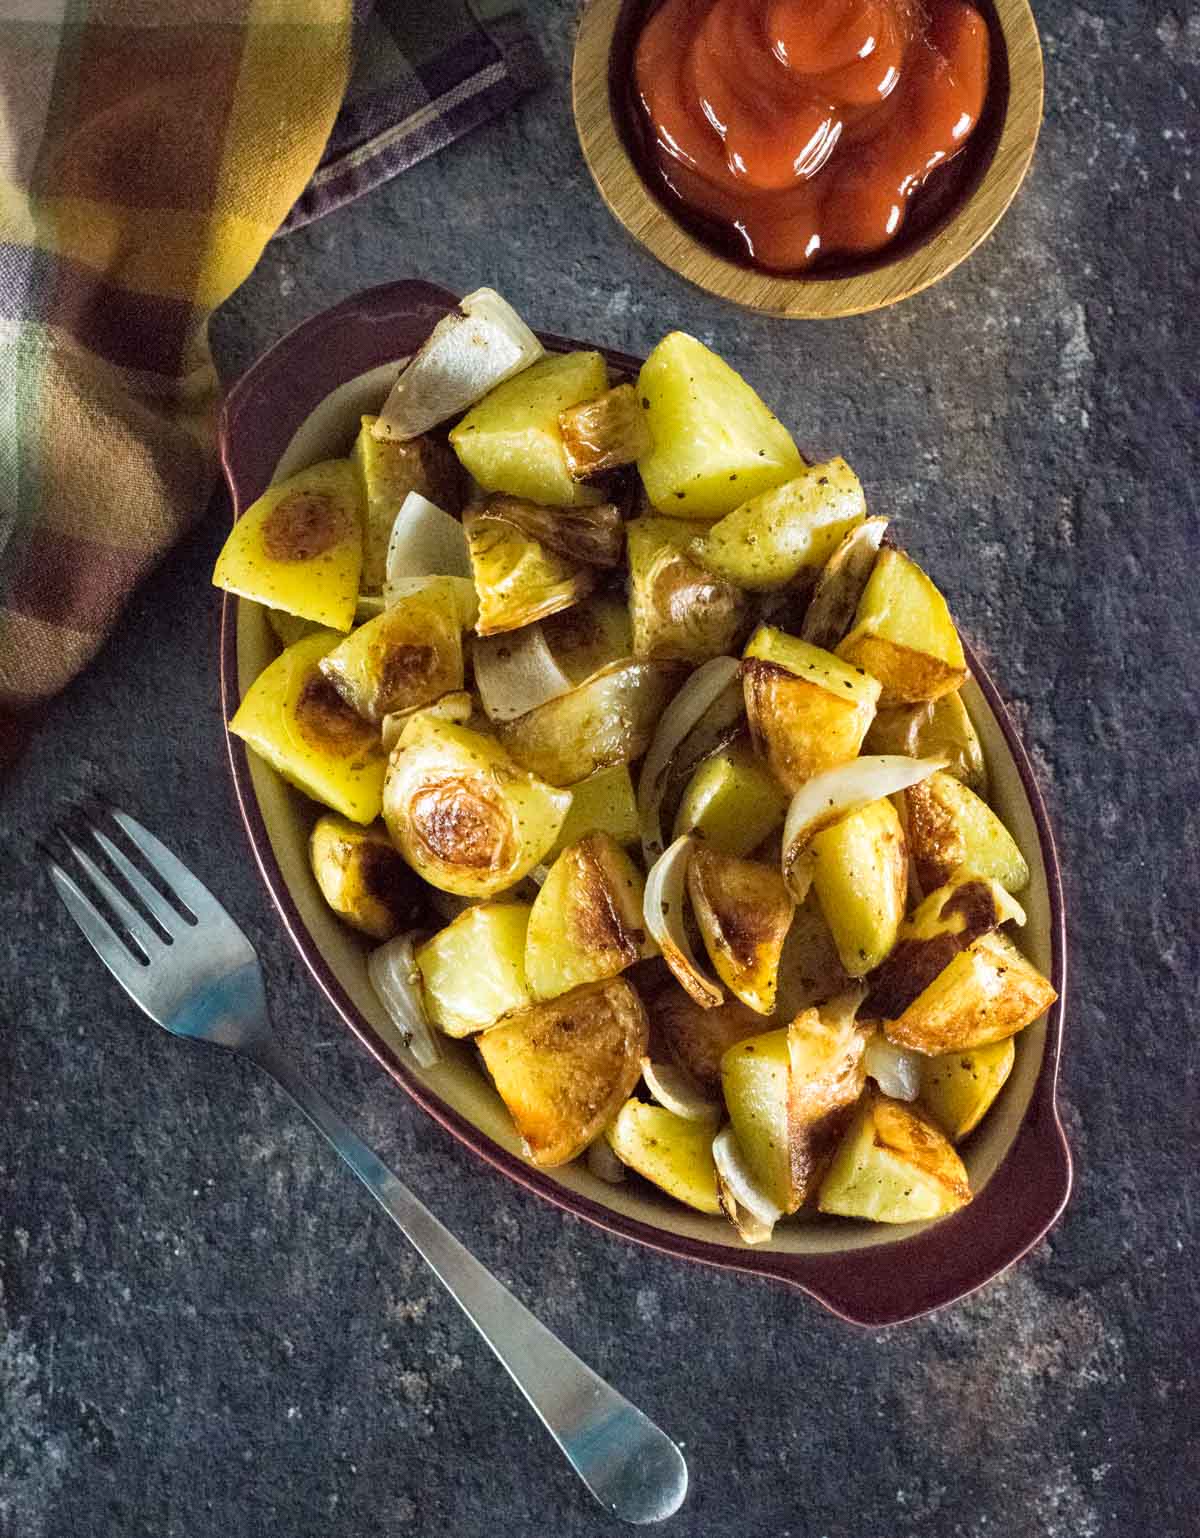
[643,835,725,1008]
[472,624,574,722]
[367,933,441,1069]
[586,1136,627,1184]
[713,1126,782,1242]
[640,1057,721,1126]
[863,1033,921,1102]
[801,515,889,650]
[384,491,473,585]
[781,754,947,903]
[380,690,474,752]
[637,655,741,865]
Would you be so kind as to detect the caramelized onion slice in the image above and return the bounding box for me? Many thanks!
[640,1057,721,1125]
[643,834,725,1009]
[473,625,574,722]
[713,1126,782,1240]
[367,933,441,1069]
[863,1033,922,1102]
[801,516,889,651]
[384,491,472,586]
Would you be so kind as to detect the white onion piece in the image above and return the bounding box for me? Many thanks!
[994,886,1028,927]
[367,933,441,1069]
[781,754,948,902]
[373,288,544,441]
[640,1057,721,1125]
[864,1034,921,1102]
[385,492,473,586]
[380,690,474,752]
[643,834,725,1009]
[586,1136,626,1185]
[718,1177,776,1246]
[473,625,574,722]
[712,1127,782,1232]
[637,656,741,865]
[801,515,889,650]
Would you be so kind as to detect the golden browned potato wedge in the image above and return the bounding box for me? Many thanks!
[318,578,465,724]
[350,416,463,591]
[836,548,967,706]
[636,332,805,517]
[383,714,570,896]
[883,931,1057,1055]
[865,873,1026,1021]
[449,350,609,509]
[544,764,639,860]
[686,459,866,590]
[472,493,624,569]
[863,690,987,795]
[525,833,653,1000]
[742,625,881,794]
[672,737,789,858]
[626,516,747,664]
[308,815,423,940]
[605,1100,722,1213]
[497,660,686,785]
[213,461,363,631]
[810,798,908,977]
[817,1090,971,1222]
[686,844,795,1014]
[229,631,387,824]
[559,383,651,479]
[787,1000,870,1205]
[650,983,764,1094]
[904,770,1030,893]
[721,1028,795,1212]
[918,1038,1016,1142]
[477,977,649,1166]
[415,902,533,1036]
[773,891,854,1016]
[464,504,595,636]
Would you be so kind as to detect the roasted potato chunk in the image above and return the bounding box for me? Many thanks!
[837,548,967,706]
[686,459,866,590]
[350,417,463,591]
[672,737,789,857]
[904,770,1030,893]
[810,798,908,977]
[477,978,649,1166]
[864,689,987,795]
[742,625,881,794]
[546,765,639,858]
[817,1091,971,1222]
[721,1028,796,1213]
[883,931,1057,1055]
[450,350,608,508]
[774,892,855,1016]
[626,516,747,664]
[416,902,533,1037]
[383,715,570,896]
[213,461,363,631]
[308,815,423,940]
[318,577,465,724]
[686,845,795,1015]
[787,1001,870,1206]
[464,504,595,636]
[560,383,651,479]
[606,1100,722,1214]
[650,984,764,1094]
[918,1039,1016,1142]
[229,631,387,824]
[636,331,804,517]
[497,660,685,786]
[525,834,653,1001]
[542,595,634,685]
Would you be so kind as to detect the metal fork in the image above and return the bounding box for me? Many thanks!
[46,808,688,1525]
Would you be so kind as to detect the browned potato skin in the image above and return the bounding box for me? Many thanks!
[742,659,875,794]
[647,981,762,1093]
[686,844,794,1014]
[869,1092,972,1204]
[308,816,424,940]
[865,876,1016,1022]
[359,434,463,592]
[477,977,649,1167]
[787,1006,869,1206]
[864,692,987,796]
[475,493,624,568]
[883,931,1057,1055]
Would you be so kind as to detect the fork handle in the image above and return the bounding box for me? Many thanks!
[248,1038,687,1525]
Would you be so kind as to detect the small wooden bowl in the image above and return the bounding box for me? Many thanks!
[572,0,1044,318]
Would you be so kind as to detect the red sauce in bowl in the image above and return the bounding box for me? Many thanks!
[634,0,991,272]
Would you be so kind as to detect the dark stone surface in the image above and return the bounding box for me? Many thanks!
[3,3,1197,1534]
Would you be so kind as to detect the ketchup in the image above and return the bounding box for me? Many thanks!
[634,0,991,271]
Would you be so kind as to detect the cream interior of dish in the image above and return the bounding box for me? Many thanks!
[235,361,1054,1258]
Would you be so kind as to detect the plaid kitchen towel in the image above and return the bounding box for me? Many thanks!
[0,0,544,766]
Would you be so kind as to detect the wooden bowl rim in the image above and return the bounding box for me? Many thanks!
[217,279,1071,1325]
[571,0,1045,318]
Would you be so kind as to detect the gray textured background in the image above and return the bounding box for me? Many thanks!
[3,2,1198,1535]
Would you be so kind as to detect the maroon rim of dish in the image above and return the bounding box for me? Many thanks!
[218,278,1071,1327]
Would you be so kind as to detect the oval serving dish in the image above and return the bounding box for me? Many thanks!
[218,280,1070,1325]
[572,0,1044,318]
